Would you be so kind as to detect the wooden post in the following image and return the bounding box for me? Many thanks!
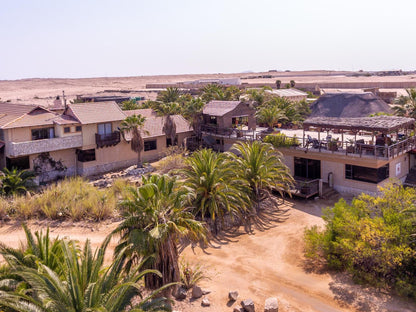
[319,179,323,198]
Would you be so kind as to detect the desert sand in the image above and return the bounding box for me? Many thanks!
[1,198,415,312]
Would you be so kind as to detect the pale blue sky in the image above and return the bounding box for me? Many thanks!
[1,0,415,79]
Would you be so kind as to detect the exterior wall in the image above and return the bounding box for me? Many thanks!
[221,103,256,130]
[55,124,82,138]
[280,148,411,196]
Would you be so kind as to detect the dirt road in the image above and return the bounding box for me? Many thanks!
[0,198,415,312]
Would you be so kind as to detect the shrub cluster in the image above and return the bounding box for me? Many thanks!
[304,184,416,298]
[2,177,120,221]
[264,133,299,148]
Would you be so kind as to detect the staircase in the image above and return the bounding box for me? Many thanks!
[321,182,340,199]
[404,167,416,186]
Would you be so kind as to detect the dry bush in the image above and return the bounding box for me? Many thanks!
[12,195,38,220]
[35,177,116,221]
[110,178,136,200]
[0,197,10,220]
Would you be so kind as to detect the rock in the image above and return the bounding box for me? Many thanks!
[174,286,187,300]
[202,289,211,295]
[264,297,278,312]
[192,285,203,299]
[233,308,244,312]
[201,298,210,307]
[241,299,255,312]
[228,290,239,301]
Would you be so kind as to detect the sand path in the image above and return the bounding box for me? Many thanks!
[0,199,415,312]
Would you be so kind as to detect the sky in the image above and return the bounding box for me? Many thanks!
[1,0,415,80]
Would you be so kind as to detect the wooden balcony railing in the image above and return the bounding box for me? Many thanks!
[95,131,121,148]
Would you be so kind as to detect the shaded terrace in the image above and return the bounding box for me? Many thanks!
[279,116,416,160]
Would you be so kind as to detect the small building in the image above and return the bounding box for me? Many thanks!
[0,102,193,182]
[277,115,416,196]
[266,88,308,102]
[200,100,257,151]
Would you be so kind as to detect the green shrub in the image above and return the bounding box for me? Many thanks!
[264,133,299,148]
[304,184,416,298]
[180,261,207,290]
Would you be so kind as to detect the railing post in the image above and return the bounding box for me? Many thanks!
[319,179,323,198]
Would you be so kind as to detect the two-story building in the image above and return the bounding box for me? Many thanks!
[277,115,416,196]
[0,102,193,182]
[200,100,257,151]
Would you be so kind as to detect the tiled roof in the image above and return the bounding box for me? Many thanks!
[68,101,126,124]
[142,115,192,138]
[202,101,241,116]
[0,102,38,128]
[124,108,157,118]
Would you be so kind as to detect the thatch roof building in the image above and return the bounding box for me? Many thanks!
[310,92,392,118]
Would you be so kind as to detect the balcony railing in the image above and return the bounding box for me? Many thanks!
[200,124,256,140]
[291,178,320,198]
[95,131,121,148]
[268,135,416,160]
[7,135,83,157]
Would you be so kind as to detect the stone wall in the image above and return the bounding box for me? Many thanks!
[7,135,82,157]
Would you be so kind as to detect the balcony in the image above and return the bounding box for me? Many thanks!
[272,132,416,160]
[95,131,121,148]
[201,124,257,140]
[7,135,83,157]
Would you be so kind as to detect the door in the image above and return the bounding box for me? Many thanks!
[294,157,321,179]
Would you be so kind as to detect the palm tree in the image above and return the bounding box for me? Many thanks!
[256,105,288,130]
[0,223,64,273]
[180,149,250,233]
[227,141,294,209]
[120,114,147,167]
[0,227,171,312]
[1,167,36,196]
[393,88,416,118]
[113,174,206,290]
[0,229,171,312]
[157,87,181,104]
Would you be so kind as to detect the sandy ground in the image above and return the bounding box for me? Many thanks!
[0,198,415,312]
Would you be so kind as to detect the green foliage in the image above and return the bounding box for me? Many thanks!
[180,149,250,231]
[264,133,299,148]
[113,174,206,289]
[227,141,293,205]
[393,88,416,118]
[180,261,207,290]
[121,99,140,110]
[0,226,172,312]
[304,184,416,297]
[1,168,36,196]
[200,84,241,102]
[120,114,147,167]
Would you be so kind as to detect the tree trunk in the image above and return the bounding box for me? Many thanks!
[137,151,142,168]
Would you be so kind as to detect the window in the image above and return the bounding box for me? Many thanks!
[6,156,30,170]
[144,140,157,151]
[294,157,321,179]
[209,116,217,125]
[345,164,389,184]
[32,127,54,140]
[75,126,82,132]
[64,127,70,133]
[97,123,112,135]
[76,149,96,162]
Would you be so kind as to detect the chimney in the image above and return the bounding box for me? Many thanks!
[62,90,67,109]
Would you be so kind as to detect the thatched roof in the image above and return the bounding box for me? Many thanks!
[303,116,415,133]
[310,92,392,117]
